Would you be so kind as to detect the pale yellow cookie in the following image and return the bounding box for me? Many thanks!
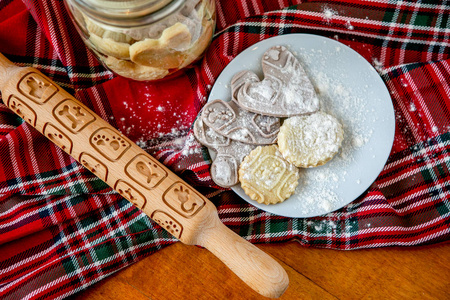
[129,22,192,69]
[102,56,169,81]
[278,111,344,168]
[238,145,299,205]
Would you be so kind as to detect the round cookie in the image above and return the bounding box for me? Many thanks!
[238,145,299,205]
[278,111,344,168]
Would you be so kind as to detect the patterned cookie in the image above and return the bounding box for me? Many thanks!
[193,118,256,187]
[231,45,320,117]
[239,145,299,205]
[201,99,280,145]
[102,56,169,81]
[277,111,344,168]
[129,22,192,69]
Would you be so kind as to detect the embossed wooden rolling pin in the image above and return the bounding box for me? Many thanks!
[0,53,288,298]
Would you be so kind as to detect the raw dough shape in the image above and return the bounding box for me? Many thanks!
[193,118,256,187]
[238,145,299,205]
[231,45,320,117]
[201,99,280,145]
[277,111,344,168]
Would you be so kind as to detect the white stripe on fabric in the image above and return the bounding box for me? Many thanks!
[379,155,450,189]
[23,125,46,194]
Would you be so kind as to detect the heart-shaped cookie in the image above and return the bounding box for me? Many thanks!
[231,45,320,117]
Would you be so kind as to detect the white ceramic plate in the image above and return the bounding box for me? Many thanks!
[208,34,395,218]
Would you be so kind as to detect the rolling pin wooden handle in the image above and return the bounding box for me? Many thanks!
[0,53,288,298]
[199,218,289,298]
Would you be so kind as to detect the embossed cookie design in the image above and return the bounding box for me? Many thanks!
[201,99,280,145]
[125,154,167,189]
[7,96,37,126]
[278,111,344,168]
[163,182,205,218]
[79,153,108,181]
[193,118,256,187]
[91,128,131,161]
[43,123,73,154]
[231,45,320,117]
[239,145,300,205]
[53,99,95,133]
[115,180,147,209]
[18,73,58,104]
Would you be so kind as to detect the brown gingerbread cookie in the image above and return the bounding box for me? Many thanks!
[201,99,280,145]
[193,117,256,187]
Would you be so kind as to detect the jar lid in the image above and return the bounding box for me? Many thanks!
[71,0,186,27]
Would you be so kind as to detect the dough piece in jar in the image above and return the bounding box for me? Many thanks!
[277,111,344,168]
[102,56,169,81]
[239,145,299,205]
[129,22,192,69]
[180,19,213,69]
[89,34,131,59]
[84,16,133,59]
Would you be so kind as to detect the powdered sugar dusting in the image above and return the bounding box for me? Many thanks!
[323,5,338,22]
[283,43,379,215]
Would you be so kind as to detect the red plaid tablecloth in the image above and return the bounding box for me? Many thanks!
[1,0,449,299]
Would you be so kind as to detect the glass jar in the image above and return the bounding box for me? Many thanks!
[65,0,216,81]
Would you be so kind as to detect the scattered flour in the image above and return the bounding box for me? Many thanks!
[372,57,384,73]
[322,6,338,22]
[346,21,354,30]
[284,44,377,216]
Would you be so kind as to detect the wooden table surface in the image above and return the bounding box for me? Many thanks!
[69,240,449,300]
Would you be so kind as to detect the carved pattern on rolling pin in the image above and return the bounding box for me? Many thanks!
[125,154,167,189]
[151,210,182,239]
[43,123,73,154]
[18,73,58,104]
[115,180,147,209]
[163,182,206,218]
[79,153,108,181]
[53,99,95,133]
[90,128,131,161]
[7,95,37,126]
